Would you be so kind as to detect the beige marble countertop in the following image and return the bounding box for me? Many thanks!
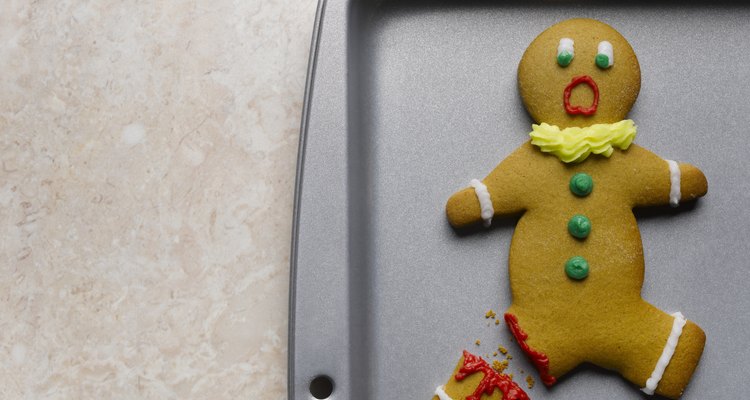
[0,1,317,398]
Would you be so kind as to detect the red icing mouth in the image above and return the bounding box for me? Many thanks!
[563,75,599,116]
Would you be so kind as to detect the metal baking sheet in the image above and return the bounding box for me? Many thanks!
[289,1,750,399]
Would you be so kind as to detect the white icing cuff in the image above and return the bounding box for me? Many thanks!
[641,312,687,395]
[470,179,494,227]
[434,385,453,400]
[666,159,681,207]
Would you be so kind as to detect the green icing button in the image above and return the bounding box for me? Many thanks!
[568,214,592,239]
[569,173,593,197]
[565,256,590,280]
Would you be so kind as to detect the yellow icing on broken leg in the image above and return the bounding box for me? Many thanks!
[529,119,637,163]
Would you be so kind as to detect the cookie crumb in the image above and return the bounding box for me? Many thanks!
[498,346,508,355]
[495,319,500,325]
[475,339,481,346]
[491,359,509,373]
[493,351,498,357]
[509,373,514,380]
[485,310,497,319]
[506,354,513,360]
[526,375,535,389]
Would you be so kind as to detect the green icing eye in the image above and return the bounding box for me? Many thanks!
[558,51,573,67]
[595,54,610,69]
[596,41,614,69]
[557,38,575,67]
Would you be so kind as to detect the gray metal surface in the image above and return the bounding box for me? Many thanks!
[290,1,750,399]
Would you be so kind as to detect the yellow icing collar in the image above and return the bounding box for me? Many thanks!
[529,120,637,163]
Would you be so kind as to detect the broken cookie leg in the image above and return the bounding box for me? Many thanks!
[432,351,529,400]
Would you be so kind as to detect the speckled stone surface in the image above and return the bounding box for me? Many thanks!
[0,1,316,398]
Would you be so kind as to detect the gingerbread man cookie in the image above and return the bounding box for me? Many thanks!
[446,19,707,399]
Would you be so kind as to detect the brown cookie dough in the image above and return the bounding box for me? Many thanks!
[446,18,707,399]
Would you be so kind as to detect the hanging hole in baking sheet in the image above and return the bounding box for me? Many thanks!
[309,375,334,399]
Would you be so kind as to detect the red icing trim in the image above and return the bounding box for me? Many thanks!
[504,313,557,387]
[563,75,599,116]
[455,350,530,400]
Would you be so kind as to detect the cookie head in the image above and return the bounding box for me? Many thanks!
[518,19,641,128]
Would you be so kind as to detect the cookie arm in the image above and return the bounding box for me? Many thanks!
[678,162,708,203]
[628,145,707,207]
[446,145,529,228]
[446,186,486,228]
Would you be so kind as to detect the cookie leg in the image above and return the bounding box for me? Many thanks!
[645,314,705,399]
[503,307,582,386]
[594,301,705,399]
[432,351,531,400]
